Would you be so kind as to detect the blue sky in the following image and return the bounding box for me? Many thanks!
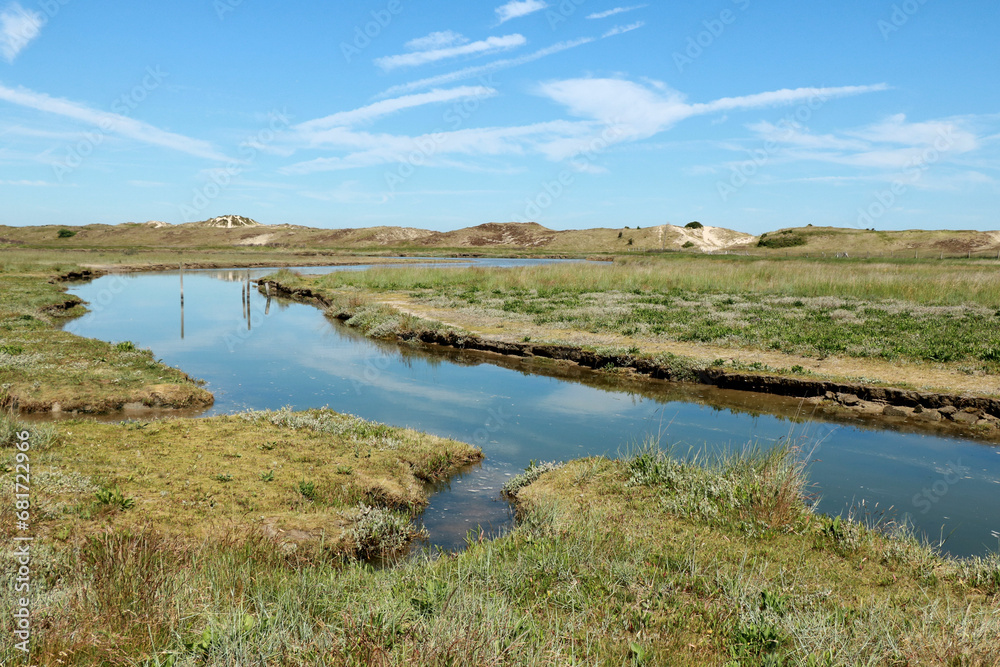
[0,0,997,233]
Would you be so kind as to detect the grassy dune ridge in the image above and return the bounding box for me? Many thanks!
[2,411,998,665]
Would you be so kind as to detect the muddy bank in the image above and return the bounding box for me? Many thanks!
[264,279,1000,441]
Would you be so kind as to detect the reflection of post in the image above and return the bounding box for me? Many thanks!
[246,269,251,332]
[180,264,185,340]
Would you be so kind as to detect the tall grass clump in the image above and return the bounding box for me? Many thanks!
[626,438,809,532]
[0,410,56,449]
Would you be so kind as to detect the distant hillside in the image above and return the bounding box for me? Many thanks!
[754,226,1000,257]
[1,218,997,257]
[0,219,757,253]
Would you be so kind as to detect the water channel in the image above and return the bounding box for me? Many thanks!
[60,260,1000,558]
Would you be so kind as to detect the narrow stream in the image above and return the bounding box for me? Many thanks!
[59,262,1000,558]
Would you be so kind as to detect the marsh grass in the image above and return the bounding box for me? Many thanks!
[2,415,998,665]
[625,439,809,533]
[0,268,212,411]
[270,258,1000,368]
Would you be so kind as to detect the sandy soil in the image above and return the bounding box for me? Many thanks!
[376,293,1000,398]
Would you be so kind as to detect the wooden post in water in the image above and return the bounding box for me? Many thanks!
[247,269,252,331]
[179,264,184,340]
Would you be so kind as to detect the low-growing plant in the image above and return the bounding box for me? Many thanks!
[298,479,318,501]
[350,504,421,558]
[95,485,136,511]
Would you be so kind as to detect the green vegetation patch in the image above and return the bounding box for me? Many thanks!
[4,427,996,665]
[757,230,807,248]
[0,408,481,551]
[270,262,1000,369]
[0,267,212,412]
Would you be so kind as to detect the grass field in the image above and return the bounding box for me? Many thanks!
[267,255,1000,372]
[0,263,212,412]
[2,411,997,665]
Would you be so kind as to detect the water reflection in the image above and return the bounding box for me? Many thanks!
[59,264,1000,558]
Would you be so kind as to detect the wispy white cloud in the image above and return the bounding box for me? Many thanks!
[405,30,467,51]
[281,78,890,176]
[534,79,890,159]
[295,86,498,132]
[602,20,644,38]
[375,34,526,71]
[740,112,985,175]
[0,2,42,63]
[587,5,646,20]
[378,37,593,98]
[0,82,233,161]
[0,178,50,185]
[495,0,547,23]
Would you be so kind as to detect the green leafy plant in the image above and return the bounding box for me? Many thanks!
[115,341,137,352]
[57,228,77,238]
[95,486,135,510]
[260,470,274,482]
[685,221,704,229]
[298,479,318,501]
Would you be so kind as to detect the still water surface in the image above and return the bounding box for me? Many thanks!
[62,262,1000,557]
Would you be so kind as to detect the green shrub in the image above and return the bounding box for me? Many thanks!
[757,231,807,248]
[685,221,703,229]
[682,241,695,249]
[57,228,77,238]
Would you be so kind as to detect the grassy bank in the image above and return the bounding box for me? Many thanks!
[2,410,997,665]
[264,256,1000,381]
[0,262,212,412]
